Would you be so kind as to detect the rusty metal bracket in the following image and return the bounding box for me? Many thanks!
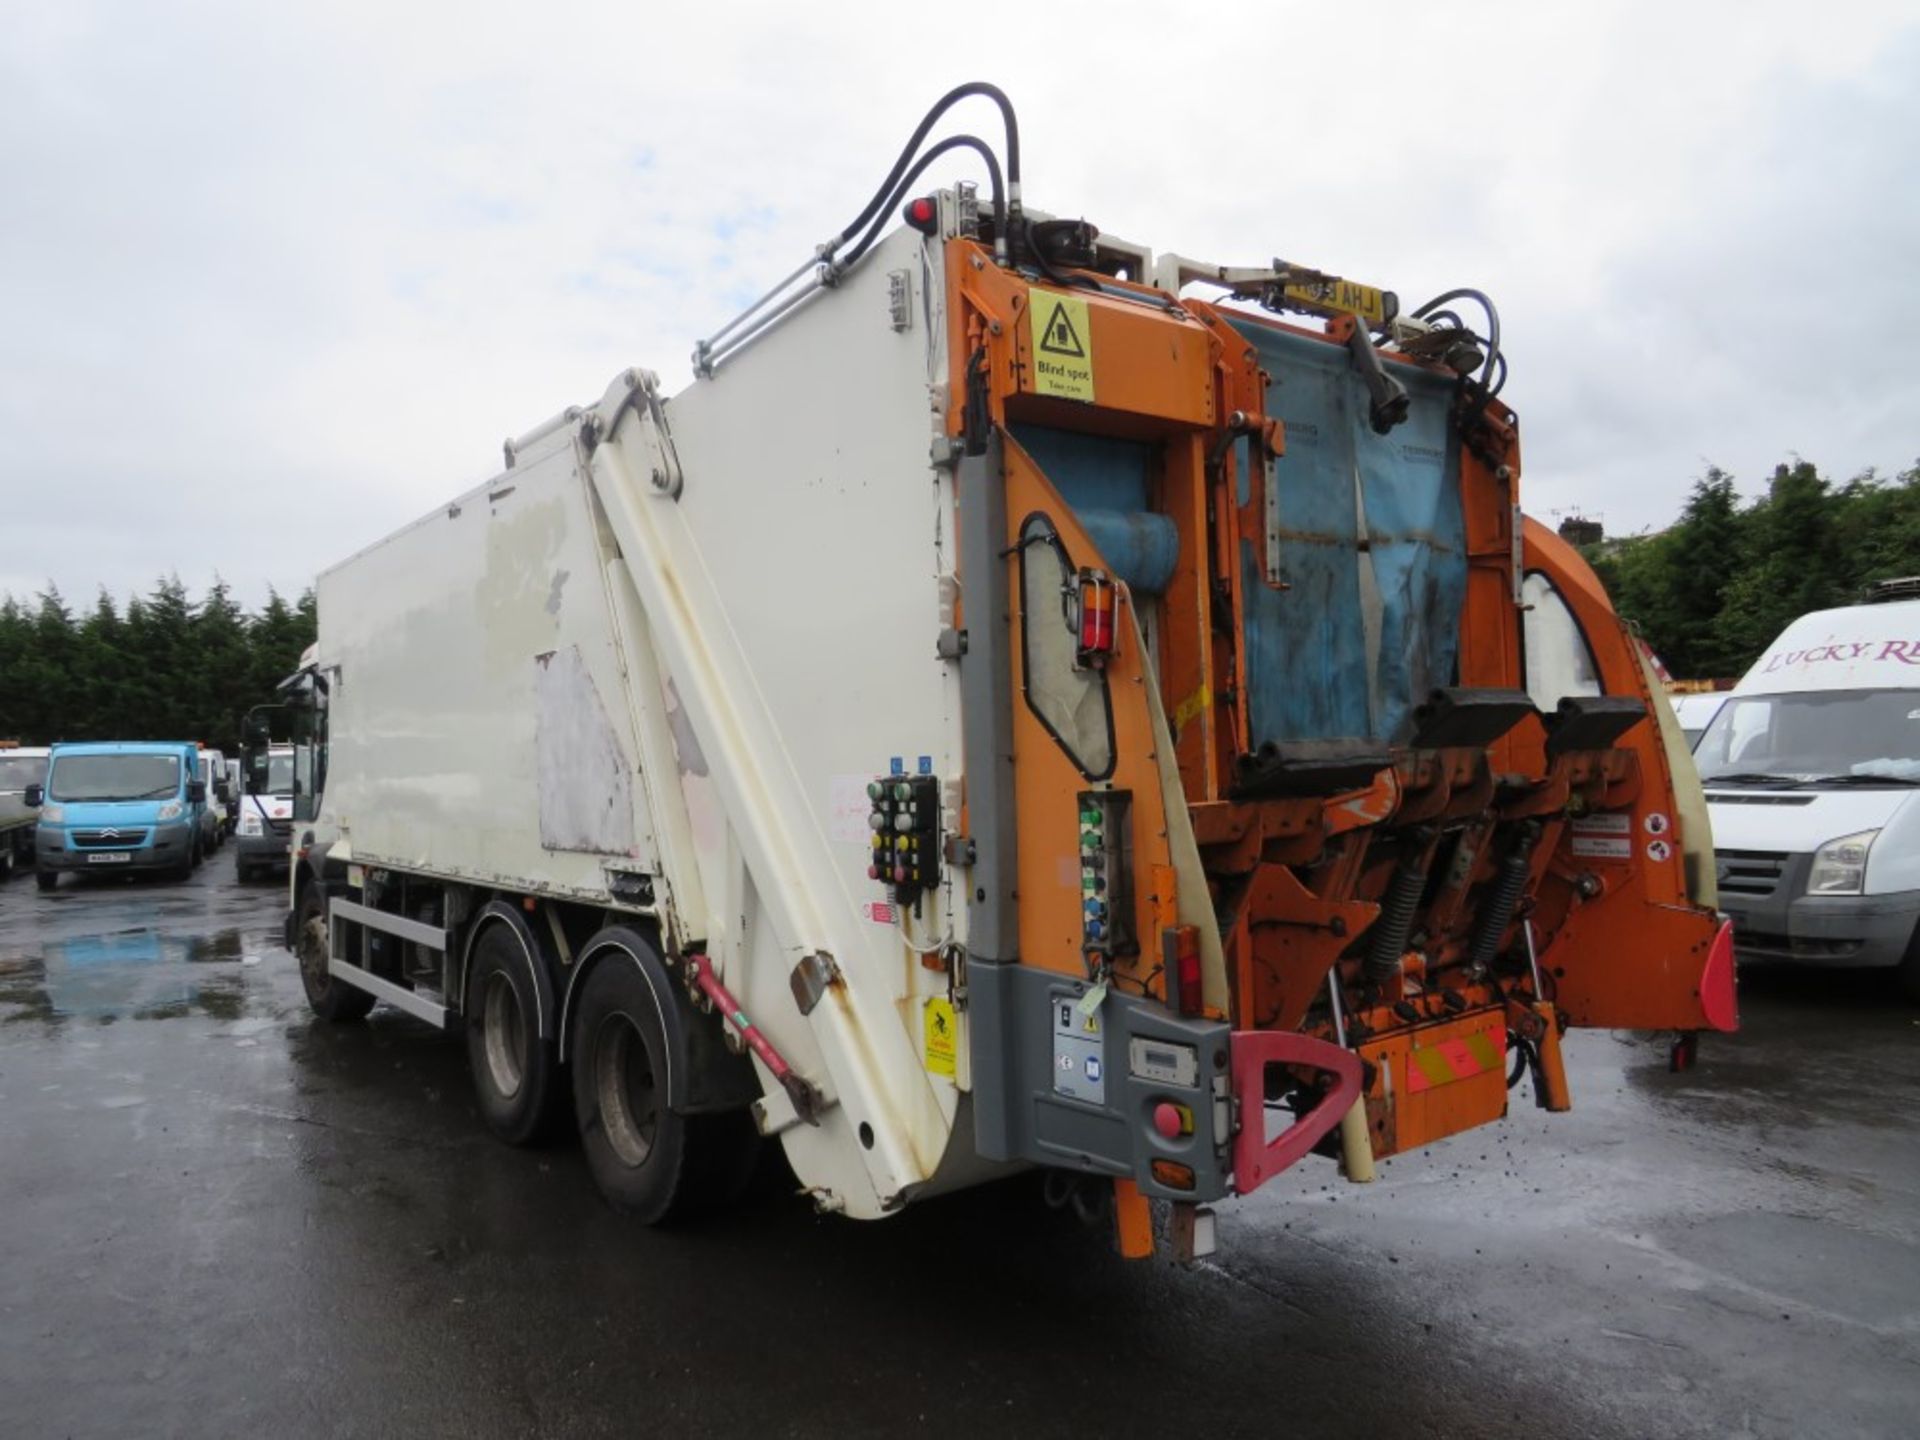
[690,954,824,1125]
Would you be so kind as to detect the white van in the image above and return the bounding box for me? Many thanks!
[1694,589,1920,995]
[1670,692,1729,748]
[196,748,231,850]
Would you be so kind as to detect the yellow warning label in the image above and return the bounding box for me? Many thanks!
[1028,291,1094,402]
[924,997,958,1077]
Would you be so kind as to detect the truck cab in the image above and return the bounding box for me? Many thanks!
[1696,589,1920,995]
[30,741,209,889]
[0,743,51,880]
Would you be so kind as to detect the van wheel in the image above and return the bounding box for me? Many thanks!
[465,923,566,1146]
[1898,927,1920,1004]
[296,885,375,1022]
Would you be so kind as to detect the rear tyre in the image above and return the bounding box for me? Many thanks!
[36,869,57,892]
[571,953,698,1223]
[295,883,375,1022]
[465,923,566,1146]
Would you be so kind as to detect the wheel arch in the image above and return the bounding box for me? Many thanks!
[459,900,561,1041]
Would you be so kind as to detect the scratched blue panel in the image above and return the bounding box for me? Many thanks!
[1228,320,1465,745]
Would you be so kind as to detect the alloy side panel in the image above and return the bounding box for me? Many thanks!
[314,446,659,899]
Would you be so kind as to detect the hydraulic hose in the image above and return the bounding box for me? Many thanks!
[827,82,1020,263]
[1363,829,1435,984]
[839,134,1005,273]
[1467,820,1541,971]
[1412,286,1502,394]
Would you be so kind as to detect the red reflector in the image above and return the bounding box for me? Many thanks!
[902,195,939,233]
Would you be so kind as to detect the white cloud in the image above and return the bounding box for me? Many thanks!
[1,0,1914,606]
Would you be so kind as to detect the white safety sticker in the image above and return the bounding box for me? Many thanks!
[829,774,875,844]
[1647,838,1673,863]
[1644,812,1671,836]
[1570,835,1632,861]
[1569,812,1630,835]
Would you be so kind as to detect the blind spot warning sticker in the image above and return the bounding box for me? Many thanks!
[924,997,958,1077]
[1029,291,1095,402]
[1647,838,1673,864]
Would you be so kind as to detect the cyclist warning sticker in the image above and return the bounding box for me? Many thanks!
[1029,291,1094,402]
[924,997,958,1077]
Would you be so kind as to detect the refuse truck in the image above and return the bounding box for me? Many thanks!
[282,83,1735,1259]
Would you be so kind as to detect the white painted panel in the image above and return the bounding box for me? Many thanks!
[315,444,656,897]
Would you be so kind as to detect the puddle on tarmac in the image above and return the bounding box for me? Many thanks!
[0,927,286,1026]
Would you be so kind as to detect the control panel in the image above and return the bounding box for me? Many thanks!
[1052,991,1106,1105]
[868,775,941,907]
[1078,789,1135,959]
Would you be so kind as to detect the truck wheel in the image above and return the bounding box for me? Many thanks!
[570,955,702,1223]
[295,885,375,1022]
[235,855,255,883]
[465,923,566,1146]
[36,869,57,892]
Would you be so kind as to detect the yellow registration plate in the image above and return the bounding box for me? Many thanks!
[1281,278,1389,326]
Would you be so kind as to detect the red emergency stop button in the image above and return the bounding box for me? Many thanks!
[1152,1102,1183,1140]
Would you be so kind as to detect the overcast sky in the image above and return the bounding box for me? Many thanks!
[3,0,1915,611]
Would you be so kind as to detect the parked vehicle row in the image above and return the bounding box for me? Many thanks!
[0,736,295,890]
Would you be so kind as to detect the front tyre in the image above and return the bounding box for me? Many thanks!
[295,883,375,1022]
[1898,925,1920,1004]
[465,923,566,1146]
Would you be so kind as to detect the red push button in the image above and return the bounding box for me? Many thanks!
[1152,1102,1183,1140]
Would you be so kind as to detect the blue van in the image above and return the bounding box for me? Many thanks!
[28,741,209,890]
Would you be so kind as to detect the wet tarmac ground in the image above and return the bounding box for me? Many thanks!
[2,860,1917,1439]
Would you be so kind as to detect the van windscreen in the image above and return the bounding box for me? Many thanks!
[48,753,181,802]
[0,755,46,790]
[1696,688,1920,783]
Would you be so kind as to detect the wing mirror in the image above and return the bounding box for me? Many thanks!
[188,780,207,804]
[24,784,43,808]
